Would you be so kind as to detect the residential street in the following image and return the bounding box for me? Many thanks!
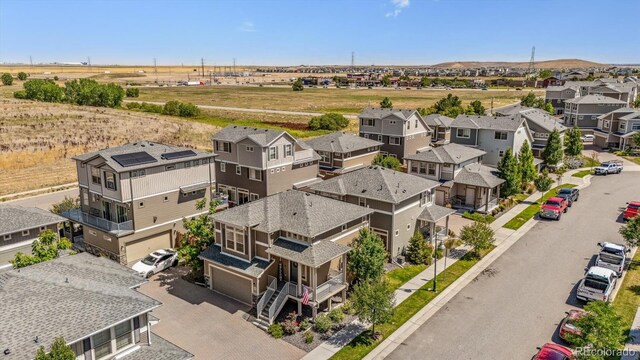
[3,188,77,210]
[387,173,640,360]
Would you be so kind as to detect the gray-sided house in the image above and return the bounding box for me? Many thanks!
[423,114,454,145]
[514,108,567,158]
[358,108,432,162]
[564,95,627,129]
[594,108,640,150]
[0,253,192,360]
[310,166,453,259]
[199,190,373,324]
[405,143,505,213]
[305,131,383,177]
[62,141,217,265]
[212,125,321,205]
[545,85,580,115]
[0,205,65,270]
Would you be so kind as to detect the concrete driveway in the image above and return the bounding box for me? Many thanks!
[137,268,305,360]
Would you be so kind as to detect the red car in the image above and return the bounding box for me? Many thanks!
[533,343,575,360]
[559,310,585,342]
[623,201,640,221]
[539,197,569,220]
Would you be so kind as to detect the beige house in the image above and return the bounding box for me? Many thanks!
[594,108,640,149]
[63,141,217,265]
[305,131,383,177]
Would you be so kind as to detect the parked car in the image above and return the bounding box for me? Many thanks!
[594,160,623,175]
[623,201,640,221]
[556,188,579,207]
[576,266,617,302]
[533,343,574,360]
[559,310,586,342]
[132,248,178,278]
[580,134,595,142]
[539,197,569,220]
[596,242,629,276]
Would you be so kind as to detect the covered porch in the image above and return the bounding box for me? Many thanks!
[445,163,505,214]
[417,204,456,244]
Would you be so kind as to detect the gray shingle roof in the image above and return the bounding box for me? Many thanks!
[564,94,627,105]
[454,163,505,188]
[266,238,350,267]
[405,143,486,164]
[423,114,455,128]
[518,109,567,132]
[124,334,193,360]
[546,85,580,92]
[213,190,373,238]
[310,166,440,204]
[0,205,65,236]
[72,141,214,172]
[305,132,383,153]
[596,107,638,120]
[359,108,418,120]
[494,103,533,116]
[452,115,524,132]
[0,253,158,360]
[417,204,456,223]
[199,245,271,278]
[212,125,287,146]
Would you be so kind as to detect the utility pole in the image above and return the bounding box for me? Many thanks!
[153,58,158,83]
[201,58,205,77]
[88,56,91,72]
[527,46,536,78]
[29,55,33,68]
[233,58,236,76]
[351,51,355,68]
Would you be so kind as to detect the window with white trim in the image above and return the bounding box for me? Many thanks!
[220,162,226,172]
[165,165,175,171]
[457,128,470,138]
[250,193,259,201]
[3,234,11,241]
[362,118,375,126]
[236,165,242,175]
[284,144,293,157]
[215,141,231,153]
[249,168,262,181]
[91,167,101,185]
[499,150,505,157]
[184,161,191,168]
[632,124,640,131]
[427,163,436,176]
[22,230,29,236]
[378,135,383,142]
[245,145,254,152]
[341,224,347,232]
[358,197,367,207]
[269,146,278,160]
[40,226,46,231]
[389,137,401,145]
[225,225,245,254]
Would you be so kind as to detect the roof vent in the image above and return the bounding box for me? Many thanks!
[34,336,39,344]
[4,349,10,355]
[65,277,69,283]
[293,212,297,216]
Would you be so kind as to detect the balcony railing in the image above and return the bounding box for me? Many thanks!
[62,209,134,235]
[314,273,345,303]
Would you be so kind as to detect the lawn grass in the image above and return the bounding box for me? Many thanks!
[503,184,577,230]
[385,264,427,291]
[581,155,601,168]
[513,193,530,203]
[613,250,640,340]
[572,169,593,178]
[331,247,494,360]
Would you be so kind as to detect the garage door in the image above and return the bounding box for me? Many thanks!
[126,232,171,263]
[211,266,253,305]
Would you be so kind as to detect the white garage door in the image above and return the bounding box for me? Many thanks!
[211,266,253,305]
[126,232,171,263]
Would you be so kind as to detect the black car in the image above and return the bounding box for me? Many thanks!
[557,187,579,206]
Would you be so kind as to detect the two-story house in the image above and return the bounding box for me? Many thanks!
[62,141,217,265]
[586,83,638,106]
[405,143,504,213]
[0,205,65,269]
[305,131,383,177]
[544,85,580,115]
[310,166,453,259]
[199,190,373,323]
[358,108,432,162]
[514,109,567,158]
[564,95,627,129]
[0,253,192,360]
[212,125,321,205]
[449,115,534,166]
[423,114,454,145]
[594,108,640,149]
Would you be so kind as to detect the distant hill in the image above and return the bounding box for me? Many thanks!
[430,59,608,69]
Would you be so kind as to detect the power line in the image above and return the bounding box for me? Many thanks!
[153,58,158,83]
[201,58,205,77]
[351,51,355,68]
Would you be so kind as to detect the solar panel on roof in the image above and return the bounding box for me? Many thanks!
[111,151,158,167]
[160,150,197,160]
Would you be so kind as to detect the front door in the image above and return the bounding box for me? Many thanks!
[465,188,475,207]
[290,261,299,284]
[102,200,112,221]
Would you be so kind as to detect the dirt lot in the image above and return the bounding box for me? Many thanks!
[0,98,218,196]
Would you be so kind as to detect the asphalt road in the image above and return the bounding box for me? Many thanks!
[4,188,78,210]
[387,173,640,360]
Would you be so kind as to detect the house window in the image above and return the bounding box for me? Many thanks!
[415,119,418,128]
[92,320,134,359]
[225,225,245,254]
[427,163,436,176]
[358,197,367,207]
[164,196,169,202]
[249,168,262,181]
[220,162,226,172]
[341,224,347,232]
[269,146,278,160]
[389,120,396,125]
[165,165,175,171]
[40,226,46,231]
[3,234,11,241]
[139,201,144,208]
[319,151,330,163]
[245,145,254,152]
[378,135,383,142]
[363,134,369,139]
[407,121,410,130]
[604,120,610,128]
[420,191,431,206]
[395,230,399,236]
[184,161,191,168]
[284,144,293,157]
[418,162,427,174]
[389,137,401,145]
[457,128,471,138]
[103,172,117,190]
[494,131,508,140]
[362,118,375,126]
[92,329,112,359]
[216,141,232,153]
[632,124,640,131]
[114,321,133,350]
[250,193,259,201]
[91,167,101,185]
[236,165,242,175]
[620,123,625,130]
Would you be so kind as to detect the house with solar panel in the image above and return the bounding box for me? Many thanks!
[61,141,217,265]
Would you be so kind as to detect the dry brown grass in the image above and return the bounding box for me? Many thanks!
[0,98,218,196]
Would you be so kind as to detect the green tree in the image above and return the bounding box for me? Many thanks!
[34,337,75,360]
[534,169,553,202]
[619,216,640,247]
[17,71,28,81]
[420,76,431,88]
[22,79,65,102]
[518,141,536,189]
[634,96,640,108]
[1,72,13,85]
[64,79,124,107]
[405,230,433,265]
[565,301,624,360]
[350,279,395,338]
[381,75,391,87]
[459,221,495,258]
[372,154,401,170]
[308,113,349,130]
[632,131,640,149]
[538,69,553,79]
[292,78,304,91]
[543,101,554,114]
[497,148,522,197]
[162,100,182,116]
[380,97,393,108]
[178,102,200,117]
[565,124,584,157]
[11,231,72,268]
[347,228,387,283]
[50,196,80,215]
[430,93,465,117]
[464,100,486,115]
[125,88,140,97]
[542,129,564,167]
[177,198,218,273]
[520,91,538,107]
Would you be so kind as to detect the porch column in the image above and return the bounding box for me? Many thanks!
[485,188,490,213]
[496,186,500,202]
[297,263,302,314]
[342,253,347,283]
[312,267,318,319]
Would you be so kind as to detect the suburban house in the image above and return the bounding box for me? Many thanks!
[358,108,432,162]
[405,143,505,213]
[0,205,65,270]
[423,114,454,145]
[449,115,534,166]
[586,83,638,106]
[309,166,453,259]
[544,85,580,115]
[199,190,373,323]
[212,125,321,205]
[61,141,217,265]
[305,131,383,177]
[0,253,192,360]
[564,95,627,129]
[594,108,640,149]
[511,108,567,158]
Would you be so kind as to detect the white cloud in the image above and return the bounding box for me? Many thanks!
[238,21,256,32]
[385,0,410,17]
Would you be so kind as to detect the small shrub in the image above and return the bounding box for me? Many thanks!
[13,90,26,99]
[308,113,349,131]
[341,300,354,315]
[328,308,345,323]
[282,311,298,335]
[140,102,163,113]
[126,88,139,98]
[304,331,314,344]
[462,211,495,223]
[178,102,200,117]
[267,323,283,339]
[314,315,332,333]
[53,76,59,81]
[17,72,28,81]
[1,73,13,85]
[299,318,310,331]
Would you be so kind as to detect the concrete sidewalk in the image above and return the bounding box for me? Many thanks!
[622,306,640,360]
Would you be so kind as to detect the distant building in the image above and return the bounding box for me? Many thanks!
[594,108,640,149]
[564,95,627,129]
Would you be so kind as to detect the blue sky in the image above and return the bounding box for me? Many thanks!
[1,0,638,66]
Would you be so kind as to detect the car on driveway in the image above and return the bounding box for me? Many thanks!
[533,343,574,360]
[539,197,568,220]
[576,266,617,302]
[132,248,178,278]
[559,310,585,342]
[580,134,595,142]
[596,242,629,276]
[556,188,579,207]
[594,160,623,175]
[623,201,640,221]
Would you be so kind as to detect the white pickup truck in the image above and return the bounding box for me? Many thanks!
[594,160,623,175]
[576,266,617,302]
[596,242,629,276]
